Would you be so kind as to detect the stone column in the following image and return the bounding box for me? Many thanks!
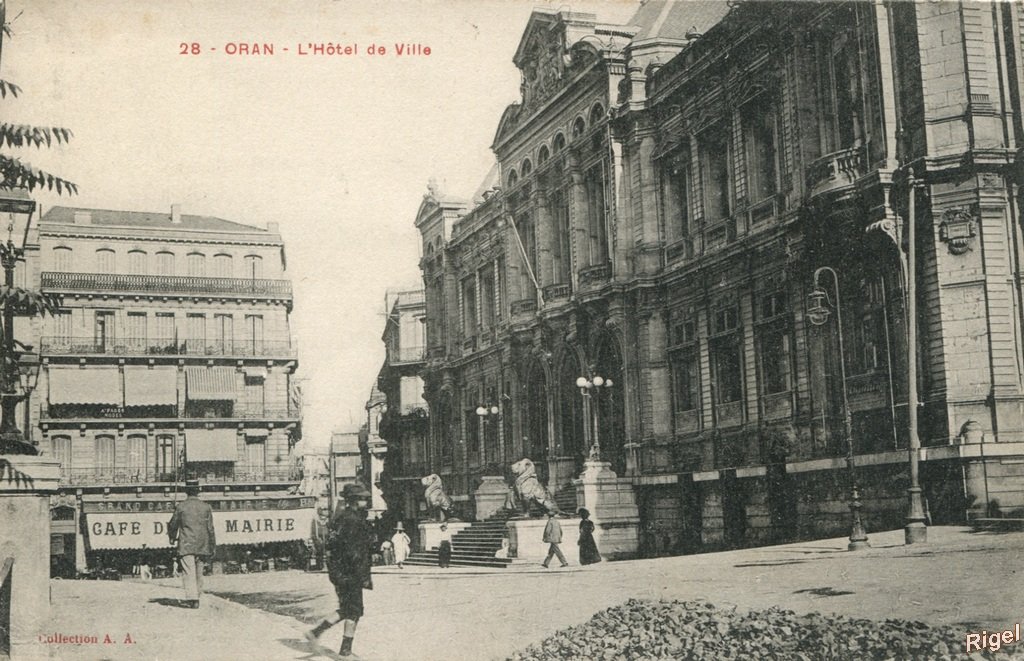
[0,456,61,658]
[573,460,639,560]
[567,153,590,271]
[533,188,554,291]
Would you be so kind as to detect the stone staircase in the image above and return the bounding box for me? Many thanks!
[404,510,514,568]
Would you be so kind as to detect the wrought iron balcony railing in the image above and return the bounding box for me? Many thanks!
[40,336,294,358]
[44,407,299,420]
[59,466,301,486]
[41,271,292,299]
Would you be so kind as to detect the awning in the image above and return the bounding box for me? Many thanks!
[186,428,239,462]
[49,368,121,406]
[186,367,236,401]
[86,512,175,550]
[124,367,177,407]
[216,507,315,546]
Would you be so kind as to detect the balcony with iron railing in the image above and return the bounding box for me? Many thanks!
[43,406,300,422]
[41,271,293,300]
[58,465,301,486]
[387,345,425,365]
[40,336,295,358]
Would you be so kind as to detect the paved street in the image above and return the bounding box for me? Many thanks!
[28,526,1024,660]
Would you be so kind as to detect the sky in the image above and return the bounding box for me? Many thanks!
[5,0,641,450]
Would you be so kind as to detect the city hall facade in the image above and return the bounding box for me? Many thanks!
[398,1,1024,553]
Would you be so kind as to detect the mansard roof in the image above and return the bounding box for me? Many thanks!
[627,0,731,42]
[41,206,273,236]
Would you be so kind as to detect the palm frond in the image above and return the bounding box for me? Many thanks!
[0,124,73,149]
[0,154,78,195]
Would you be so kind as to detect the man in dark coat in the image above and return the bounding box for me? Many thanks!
[167,479,216,608]
[306,483,373,657]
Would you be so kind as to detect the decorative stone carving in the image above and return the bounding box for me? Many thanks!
[939,207,977,255]
[421,473,455,521]
[510,458,559,516]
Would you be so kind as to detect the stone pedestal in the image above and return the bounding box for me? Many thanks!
[416,521,472,551]
[473,476,510,522]
[0,456,61,659]
[505,517,581,565]
[574,460,639,560]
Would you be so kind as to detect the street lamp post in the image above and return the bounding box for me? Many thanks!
[575,372,613,462]
[866,167,927,545]
[806,266,870,551]
[475,403,500,463]
[0,189,40,455]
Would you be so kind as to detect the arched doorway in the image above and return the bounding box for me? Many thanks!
[50,505,77,578]
[521,358,550,484]
[557,351,586,475]
[594,332,626,474]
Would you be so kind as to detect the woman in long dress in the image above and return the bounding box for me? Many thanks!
[577,508,602,565]
[391,522,411,569]
[437,523,453,568]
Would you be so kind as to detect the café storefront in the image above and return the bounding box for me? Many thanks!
[79,494,317,575]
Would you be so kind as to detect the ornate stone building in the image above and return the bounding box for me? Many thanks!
[413,0,1024,554]
[34,204,306,573]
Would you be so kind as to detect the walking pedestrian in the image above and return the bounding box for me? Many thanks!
[541,511,569,568]
[577,508,602,565]
[167,479,216,609]
[437,522,452,568]
[306,482,374,658]
[380,539,395,566]
[391,522,411,569]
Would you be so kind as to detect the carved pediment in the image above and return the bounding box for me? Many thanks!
[519,26,567,113]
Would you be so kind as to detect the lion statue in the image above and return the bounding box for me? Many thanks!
[421,474,455,521]
[510,458,559,516]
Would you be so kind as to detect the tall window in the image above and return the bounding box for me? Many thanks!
[53,310,72,340]
[214,314,233,354]
[465,406,480,464]
[245,314,264,354]
[95,248,115,273]
[244,376,265,416]
[849,277,887,375]
[127,250,147,275]
[661,154,691,241]
[818,31,861,153]
[214,253,233,278]
[245,436,266,475]
[155,251,175,276]
[52,435,72,477]
[551,189,572,285]
[584,166,609,265]
[95,311,114,352]
[672,352,700,414]
[757,292,792,395]
[187,314,206,353]
[479,267,496,330]
[743,101,779,204]
[244,255,263,279]
[127,435,147,479]
[153,434,177,480]
[53,246,73,272]
[155,313,175,350]
[700,128,731,223]
[186,252,206,277]
[126,312,147,352]
[461,277,477,336]
[517,215,537,292]
[95,435,115,478]
[711,306,743,405]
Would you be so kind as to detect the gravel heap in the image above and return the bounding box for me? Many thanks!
[508,599,1004,660]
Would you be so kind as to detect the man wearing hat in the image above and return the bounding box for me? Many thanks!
[390,521,411,569]
[306,482,374,657]
[167,479,216,608]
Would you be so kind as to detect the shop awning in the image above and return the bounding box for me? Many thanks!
[215,507,315,546]
[49,368,121,406]
[185,428,238,462]
[86,512,175,550]
[124,366,178,407]
[186,367,236,400]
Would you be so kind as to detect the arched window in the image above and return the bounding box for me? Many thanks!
[553,133,566,152]
[95,248,115,273]
[243,254,263,279]
[127,250,147,275]
[186,252,206,277]
[155,251,175,276]
[521,159,533,176]
[538,145,550,165]
[53,246,73,272]
[572,117,586,138]
[507,169,518,188]
[589,103,605,126]
[214,253,233,278]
